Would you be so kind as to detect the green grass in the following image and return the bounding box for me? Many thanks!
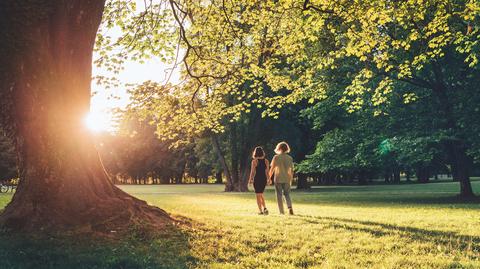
[1,180,479,268]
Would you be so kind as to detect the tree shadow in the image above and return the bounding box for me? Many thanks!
[0,220,198,269]
[251,188,480,209]
[296,214,480,255]
[368,194,480,205]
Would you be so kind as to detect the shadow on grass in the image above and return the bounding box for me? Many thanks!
[299,192,480,205]
[297,215,480,255]
[231,190,480,210]
[0,222,197,269]
[366,194,480,205]
[252,184,480,208]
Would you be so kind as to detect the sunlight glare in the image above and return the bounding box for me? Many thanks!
[84,111,113,133]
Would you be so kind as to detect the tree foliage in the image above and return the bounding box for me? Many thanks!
[94,0,480,195]
[98,0,479,143]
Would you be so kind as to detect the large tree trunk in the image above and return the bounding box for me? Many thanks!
[0,1,170,232]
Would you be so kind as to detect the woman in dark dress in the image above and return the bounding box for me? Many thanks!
[248,147,270,215]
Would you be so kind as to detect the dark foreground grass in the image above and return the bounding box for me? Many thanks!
[0,180,479,268]
[0,231,194,269]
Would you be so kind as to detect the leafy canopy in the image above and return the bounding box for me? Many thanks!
[97,0,480,141]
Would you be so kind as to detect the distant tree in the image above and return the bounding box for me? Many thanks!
[297,74,456,186]
[193,137,223,184]
[96,113,196,185]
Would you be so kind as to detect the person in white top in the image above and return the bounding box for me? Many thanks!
[268,141,294,215]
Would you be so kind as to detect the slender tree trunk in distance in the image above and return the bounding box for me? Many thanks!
[215,172,223,184]
[238,115,257,192]
[296,174,310,189]
[431,63,474,197]
[357,171,367,185]
[225,121,246,191]
[446,140,474,197]
[223,88,260,192]
[393,167,401,184]
[384,171,390,183]
[416,166,430,183]
[0,1,170,232]
[211,134,232,186]
[406,171,411,182]
[238,156,250,192]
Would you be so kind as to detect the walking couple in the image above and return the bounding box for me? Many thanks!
[248,141,294,215]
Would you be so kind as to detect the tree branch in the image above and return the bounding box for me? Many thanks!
[302,0,334,14]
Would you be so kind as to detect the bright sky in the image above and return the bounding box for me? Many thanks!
[87,58,180,133]
[86,0,180,133]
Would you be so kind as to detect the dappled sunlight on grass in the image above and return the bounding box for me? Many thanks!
[1,181,479,268]
[117,181,480,268]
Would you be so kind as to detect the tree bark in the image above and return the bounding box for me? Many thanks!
[0,0,170,232]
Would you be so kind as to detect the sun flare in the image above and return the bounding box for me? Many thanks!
[84,111,113,133]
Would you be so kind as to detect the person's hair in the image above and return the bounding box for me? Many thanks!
[252,146,265,159]
[274,141,290,154]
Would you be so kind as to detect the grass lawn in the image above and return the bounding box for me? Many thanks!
[1,180,479,268]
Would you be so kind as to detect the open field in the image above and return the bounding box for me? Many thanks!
[1,180,479,268]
